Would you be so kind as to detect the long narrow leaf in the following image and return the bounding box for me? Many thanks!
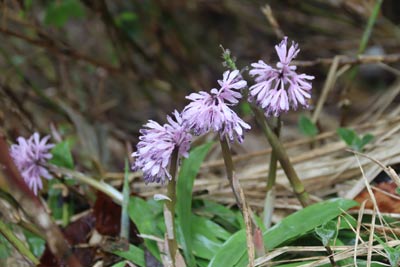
[128,197,162,261]
[111,244,145,267]
[208,198,358,267]
[176,142,213,267]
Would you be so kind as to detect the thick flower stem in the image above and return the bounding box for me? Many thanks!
[220,136,256,264]
[220,136,243,210]
[254,108,311,207]
[263,117,280,228]
[165,149,179,266]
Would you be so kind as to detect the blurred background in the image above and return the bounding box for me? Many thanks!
[2,1,400,266]
[1,0,400,171]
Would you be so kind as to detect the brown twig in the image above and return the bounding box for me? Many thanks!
[346,149,400,188]
[0,134,82,267]
[293,53,400,67]
[0,27,120,73]
[261,5,284,39]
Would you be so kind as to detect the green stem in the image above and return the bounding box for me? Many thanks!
[0,219,40,265]
[120,159,130,240]
[254,108,311,207]
[263,117,280,228]
[48,165,123,204]
[62,201,69,227]
[358,0,383,55]
[165,149,179,265]
[220,136,256,263]
[219,136,243,210]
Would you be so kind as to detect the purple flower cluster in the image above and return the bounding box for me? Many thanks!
[183,70,250,143]
[132,70,250,184]
[133,38,314,184]
[10,133,54,195]
[132,111,192,184]
[249,37,314,116]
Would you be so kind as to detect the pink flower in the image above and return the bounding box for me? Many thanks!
[217,70,247,104]
[183,88,250,143]
[249,37,314,116]
[275,37,300,68]
[132,111,192,184]
[10,133,54,195]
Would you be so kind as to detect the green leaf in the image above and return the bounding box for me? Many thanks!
[176,142,212,266]
[339,212,357,230]
[115,11,137,26]
[111,244,145,267]
[49,140,74,169]
[176,215,228,261]
[192,215,230,241]
[44,0,85,28]
[298,115,318,137]
[191,232,222,260]
[264,199,358,249]
[189,215,231,259]
[200,200,240,230]
[208,198,358,267]
[197,258,209,267]
[375,235,400,267]
[0,235,11,259]
[47,179,63,220]
[315,220,338,246]
[337,128,357,147]
[111,261,127,267]
[128,197,162,262]
[355,260,387,267]
[208,229,246,267]
[355,133,374,151]
[274,262,314,267]
[24,230,45,257]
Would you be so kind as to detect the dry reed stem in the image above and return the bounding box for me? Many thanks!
[293,53,400,67]
[312,56,341,123]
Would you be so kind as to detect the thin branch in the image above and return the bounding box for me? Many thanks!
[0,27,120,73]
[261,5,284,39]
[293,53,400,67]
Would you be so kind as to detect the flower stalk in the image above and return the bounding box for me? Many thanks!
[219,135,243,210]
[165,148,179,265]
[263,116,280,228]
[254,108,311,207]
[220,135,257,263]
